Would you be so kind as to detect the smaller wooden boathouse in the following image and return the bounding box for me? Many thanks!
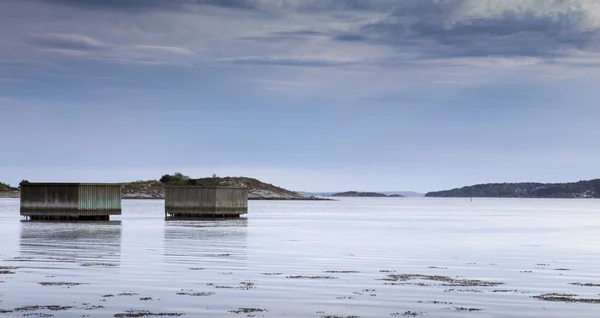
[165,186,248,218]
[20,183,122,221]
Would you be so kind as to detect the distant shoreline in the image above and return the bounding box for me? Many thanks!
[0,192,19,199]
[426,179,600,199]
[2,194,599,200]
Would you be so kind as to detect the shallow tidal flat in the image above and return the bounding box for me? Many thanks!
[1,197,600,317]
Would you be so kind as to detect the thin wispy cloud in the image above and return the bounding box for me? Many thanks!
[134,45,197,56]
[218,56,363,67]
[28,33,109,51]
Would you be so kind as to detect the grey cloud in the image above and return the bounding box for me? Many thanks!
[274,30,324,36]
[241,30,327,43]
[336,0,600,58]
[333,33,369,42]
[40,0,397,12]
[29,33,109,51]
[219,56,360,67]
[36,0,253,11]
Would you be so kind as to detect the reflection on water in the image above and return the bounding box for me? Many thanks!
[20,221,122,267]
[163,218,247,267]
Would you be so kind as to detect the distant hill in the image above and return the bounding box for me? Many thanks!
[2,176,326,201]
[330,191,403,198]
[331,191,387,197]
[122,180,165,199]
[188,177,323,200]
[0,182,19,198]
[426,179,600,198]
[384,191,424,197]
[299,191,422,197]
[123,175,325,200]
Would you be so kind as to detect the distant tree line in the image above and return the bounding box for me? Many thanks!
[425,179,600,198]
[159,172,192,185]
[159,172,223,186]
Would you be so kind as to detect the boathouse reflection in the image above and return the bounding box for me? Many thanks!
[19,220,122,267]
[163,218,248,267]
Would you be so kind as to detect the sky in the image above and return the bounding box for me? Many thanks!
[1,0,600,193]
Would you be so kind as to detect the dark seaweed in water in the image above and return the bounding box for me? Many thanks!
[176,289,214,297]
[0,266,19,275]
[80,304,105,310]
[379,274,503,287]
[570,282,600,287]
[38,282,88,287]
[324,270,360,273]
[444,306,484,312]
[391,311,425,316]
[444,289,484,293]
[4,257,34,262]
[0,305,74,313]
[532,293,600,303]
[286,276,338,279]
[417,300,453,305]
[229,308,267,314]
[204,281,256,290]
[113,310,184,317]
[80,263,117,267]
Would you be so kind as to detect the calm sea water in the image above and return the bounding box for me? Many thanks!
[1,197,600,317]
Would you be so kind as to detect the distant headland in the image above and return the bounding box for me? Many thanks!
[0,174,329,201]
[426,179,600,198]
[0,182,19,198]
[330,191,404,198]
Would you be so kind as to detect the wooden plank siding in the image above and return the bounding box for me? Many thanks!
[165,186,248,218]
[20,183,121,220]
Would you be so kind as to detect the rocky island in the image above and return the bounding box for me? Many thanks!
[121,174,328,200]
[331,191,404,198]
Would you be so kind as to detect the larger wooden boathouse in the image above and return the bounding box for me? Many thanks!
[165,185,248,218]
[20,183,122,220]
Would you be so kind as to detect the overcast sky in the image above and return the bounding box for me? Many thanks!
[1,0,600,192]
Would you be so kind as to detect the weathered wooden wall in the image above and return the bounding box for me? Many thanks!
[215,187,248,210]
[77,184,121,213]
[20,183,121,220]
[21,183,78,213]
[165,186,248,218]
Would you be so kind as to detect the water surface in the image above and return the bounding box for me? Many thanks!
[1,198,600,317]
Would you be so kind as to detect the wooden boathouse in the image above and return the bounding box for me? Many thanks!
[165,185,248,218]
[20,183,122,221]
